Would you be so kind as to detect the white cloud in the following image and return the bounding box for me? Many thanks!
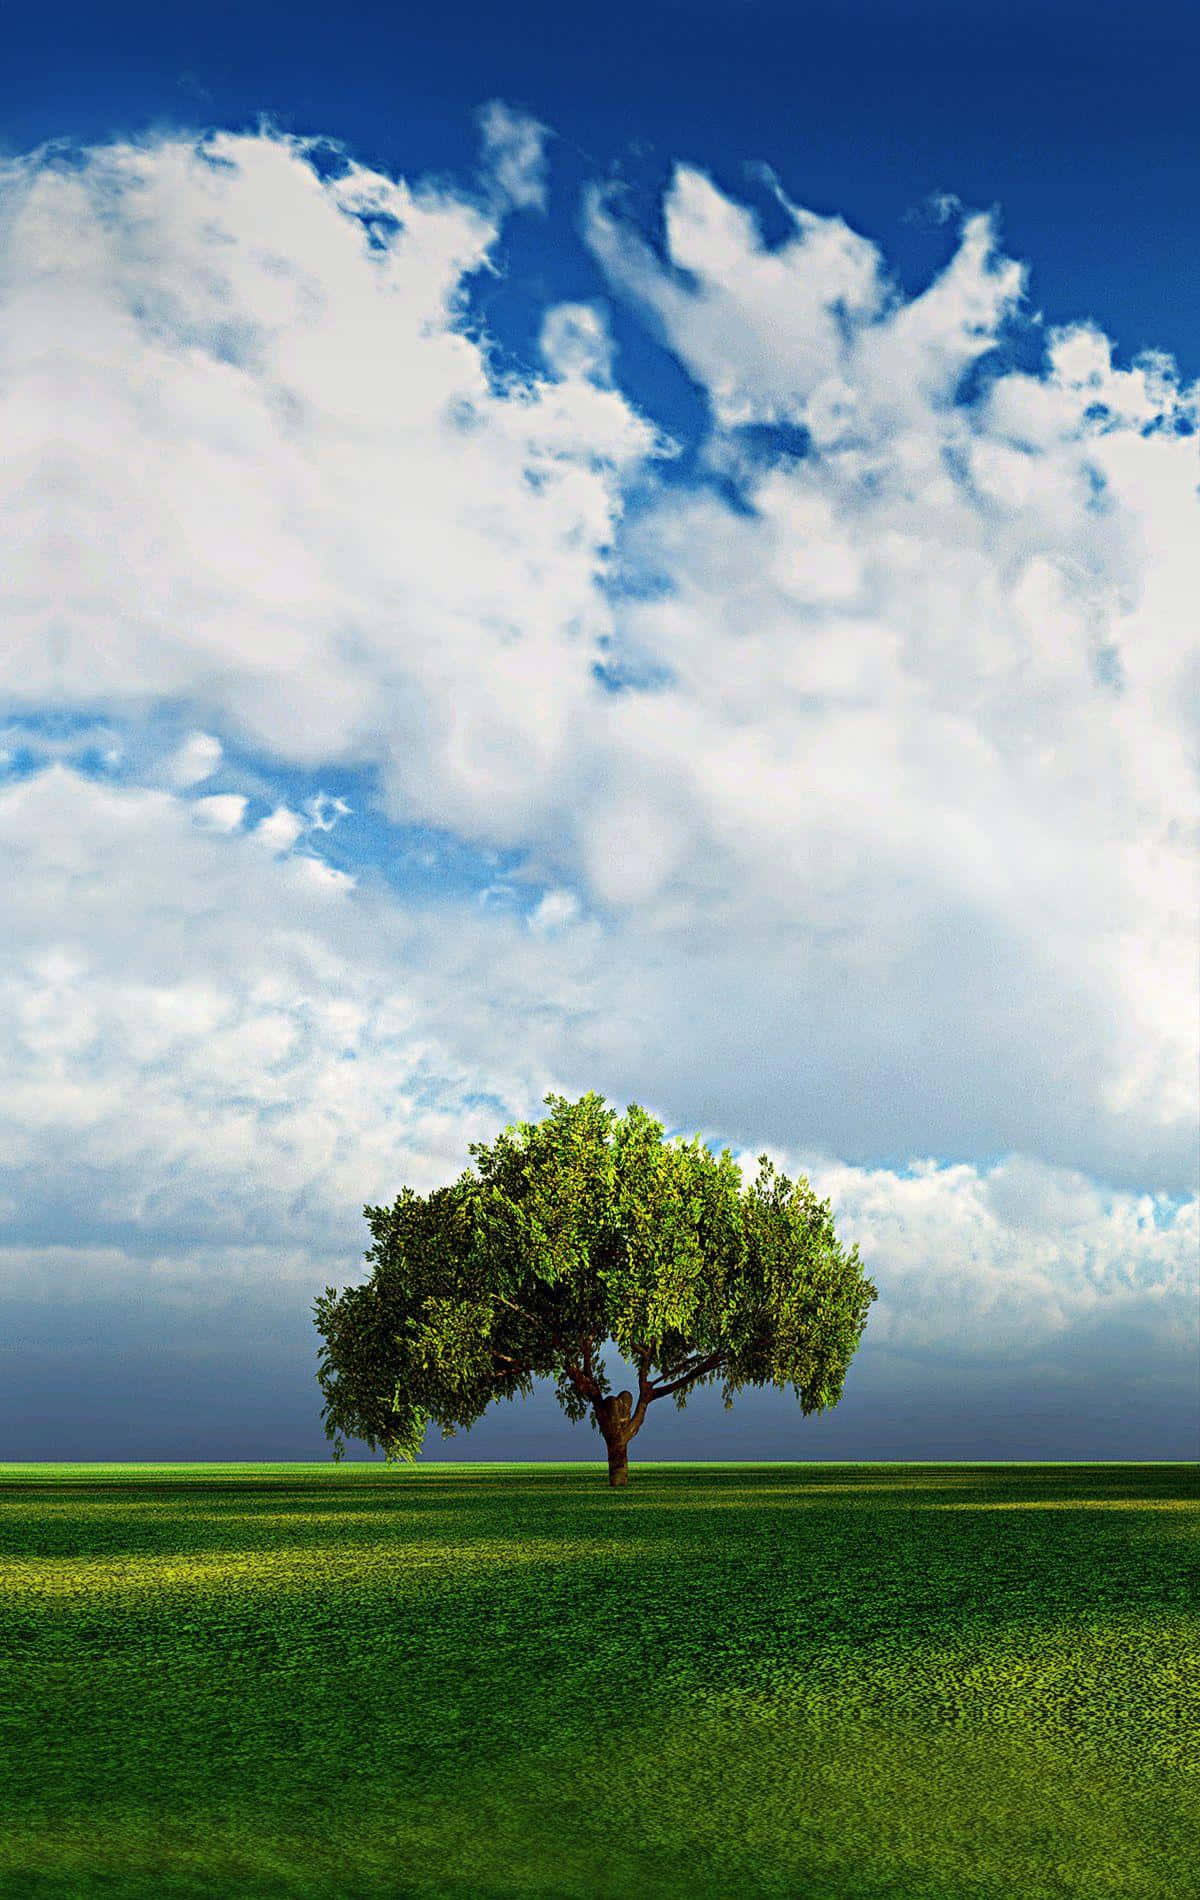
[0,132,1196,1414]
[791,1150,1198,1362]
[0,765,773,1250]
[190,792,247,831]
[528,887,580,935]
[165,730,223,787]
[0,764,601,1252]
[477,100,550,212]
[250,792,348,854]
[254,804,305,853]
[0,765,1191,1399]
[0,130,660,839]
[572,169,1197,1189]
[540,303,615,384]
[304,791,351,831]
[583,167,1024,435]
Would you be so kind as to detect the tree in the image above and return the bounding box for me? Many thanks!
[313,1092,878,1487]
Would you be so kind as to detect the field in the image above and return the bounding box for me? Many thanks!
[0,1461,1196,1899]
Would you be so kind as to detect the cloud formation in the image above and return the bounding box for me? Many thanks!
[0,764,567,1254]
[0,766,1191,1418]
[0,125,1195,1451]
[577,168,1197,1189]
[1,128,659,835]
[477,99,550,212]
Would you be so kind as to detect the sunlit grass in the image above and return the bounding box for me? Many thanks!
[1,1461,1195,1898]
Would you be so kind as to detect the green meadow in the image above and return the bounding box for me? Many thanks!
[0,1461,1195,1899]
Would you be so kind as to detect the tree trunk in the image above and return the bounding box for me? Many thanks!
[606,1438,630,1488]
[596,1389,635,1488]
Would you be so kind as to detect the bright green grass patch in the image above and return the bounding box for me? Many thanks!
[1,1461,1196,1899]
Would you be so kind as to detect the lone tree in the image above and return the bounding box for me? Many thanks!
[314,1092,878,1487]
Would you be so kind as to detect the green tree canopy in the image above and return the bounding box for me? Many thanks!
[313,1092,878,1486]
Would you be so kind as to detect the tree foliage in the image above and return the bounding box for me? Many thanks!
[314,1093,878,1484]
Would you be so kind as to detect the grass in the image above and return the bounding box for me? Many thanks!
[0,1459,1196,1899]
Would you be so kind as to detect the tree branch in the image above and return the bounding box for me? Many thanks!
[647,1350,725,1403]
[563,1334,604,1405]
[654,1346,720,1385]
[489,1292,545,1330]
[566,1360,604,1404]
[488,1294,605,1404]
[628,1342,656,1437]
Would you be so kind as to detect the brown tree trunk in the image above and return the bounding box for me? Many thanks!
[596,1389,636,1488]
[606,1438,630,1487]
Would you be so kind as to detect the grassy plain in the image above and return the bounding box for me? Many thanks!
[0,1460,1195,1899]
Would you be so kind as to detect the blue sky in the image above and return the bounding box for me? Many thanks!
[4,4,1198,421]
[1,1,1196,1462]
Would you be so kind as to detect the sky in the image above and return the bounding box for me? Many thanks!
[1,0,1197,1464]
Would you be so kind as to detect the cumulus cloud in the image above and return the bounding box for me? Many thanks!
[165,730,223,787]
[528,887,581,935]
[0,764,607,1255]
[0,766,1191,1407]
[797,1150,1197,1363]
[572,170,1197,1189]
[254,804,306,853]
[584,168,1026,433]
[477,99,550,212]
[540,303,615,384]
[0,129,1196,1440]
[0,129,660,837]
[190,792,247,832]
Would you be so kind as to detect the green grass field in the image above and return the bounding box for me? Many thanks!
[0,1461,1196,1899]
